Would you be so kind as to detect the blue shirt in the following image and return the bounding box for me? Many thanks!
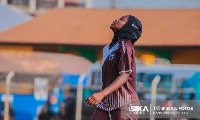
[48,93,63,114]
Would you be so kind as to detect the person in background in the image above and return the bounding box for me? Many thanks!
[189,93,195,100]
[38,103,52,120]
[59,102,66,120]
[47,87,64,120]
[188,93,197,120]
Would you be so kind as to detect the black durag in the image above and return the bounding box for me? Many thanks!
[110,15,142,47]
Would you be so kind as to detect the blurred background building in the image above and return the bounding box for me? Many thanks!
[0,0,200,120]
[0,8,200,64]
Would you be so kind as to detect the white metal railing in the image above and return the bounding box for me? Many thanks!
[4,71,15,120]
[150,75,161,120]
[75,73,86,120]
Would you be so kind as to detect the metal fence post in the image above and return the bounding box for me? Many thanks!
[111,0,116,8]
[85,0,92,8]
[29,0,36,13]
[4,71,15,120]
[75,73,86,120]
[150,75,160,120]
[58,0,65,8]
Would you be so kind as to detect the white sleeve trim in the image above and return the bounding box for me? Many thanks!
[119,69,132,74]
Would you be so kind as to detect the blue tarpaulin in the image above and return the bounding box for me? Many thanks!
[0,94,46,120]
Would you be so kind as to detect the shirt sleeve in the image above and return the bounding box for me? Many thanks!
[118,40,133,74]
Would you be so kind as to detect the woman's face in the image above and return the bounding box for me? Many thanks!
[110,15,129,32]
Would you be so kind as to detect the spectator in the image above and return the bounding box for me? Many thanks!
[47,87,64,120]
[38,103,52,120]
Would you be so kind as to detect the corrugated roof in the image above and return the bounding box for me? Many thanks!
[0,8,199,47]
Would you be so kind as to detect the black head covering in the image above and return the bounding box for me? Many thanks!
[110,15,142,46]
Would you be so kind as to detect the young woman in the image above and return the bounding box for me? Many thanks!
[84,15,142,120]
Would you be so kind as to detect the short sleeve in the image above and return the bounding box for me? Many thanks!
[118,40,133,74]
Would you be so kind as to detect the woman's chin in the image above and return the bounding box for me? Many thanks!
[110,25,115,29]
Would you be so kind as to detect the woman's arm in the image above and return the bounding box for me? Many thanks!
[101,72,129,96]
[84,72,130,106]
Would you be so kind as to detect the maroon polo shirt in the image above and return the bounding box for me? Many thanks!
[97,39,139,111]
